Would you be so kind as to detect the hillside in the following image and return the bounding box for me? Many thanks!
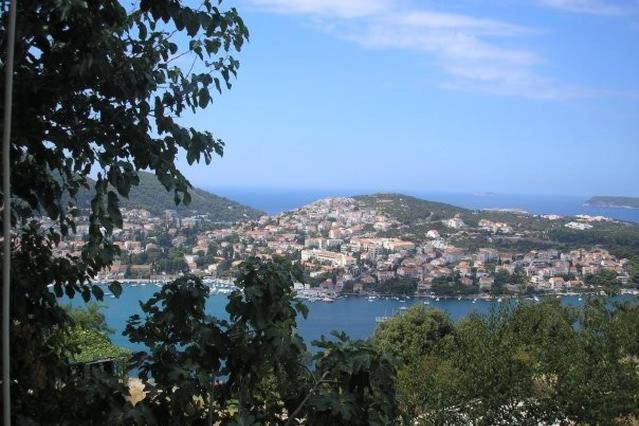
[585,196,639,209]
[354,193,469,224]
[352,193,639,283]
[78,172,264,221]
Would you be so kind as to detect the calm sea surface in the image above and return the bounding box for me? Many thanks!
[209,188,639,223]
[63,284,636,353]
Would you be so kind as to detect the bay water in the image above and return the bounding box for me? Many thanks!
[63,284,635,354]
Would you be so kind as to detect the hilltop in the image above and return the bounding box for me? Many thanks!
[585,196,639,210]
[354,193,468,224]
[78,172,264,221]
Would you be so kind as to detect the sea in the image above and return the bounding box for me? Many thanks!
[64,284,636,354]
[209,188,639,224]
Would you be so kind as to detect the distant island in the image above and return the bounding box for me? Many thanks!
[585,196,639,210]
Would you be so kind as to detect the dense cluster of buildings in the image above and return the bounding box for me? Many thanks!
[50,197,632,297]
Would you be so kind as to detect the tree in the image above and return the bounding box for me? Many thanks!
[123,258,398,424]
[395,299,639,424]
[1,1,248,422]
[65,301,115,336]
[303,332,398,425]
[372,306,453,364]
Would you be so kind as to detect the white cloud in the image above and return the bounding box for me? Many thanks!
[398,11,530,36]
[246,0,607,99]
[538,0,635,15]
[247,0,393,18]
[333,11,563,99]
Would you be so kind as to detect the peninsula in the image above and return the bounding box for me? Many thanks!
[42,189,639,300]
[585,196,639,210]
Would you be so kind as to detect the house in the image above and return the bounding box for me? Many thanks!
[548,276,565,289]
[460,277,473,286]
[445,217,466,229]
[479,276,494,290]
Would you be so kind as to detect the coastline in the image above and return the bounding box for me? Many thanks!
[90,279,639,303]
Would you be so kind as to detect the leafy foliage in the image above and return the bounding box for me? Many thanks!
[384,299,639,424]
[372,306,453,364]
[369,277,418,296]
[124,259,398,424]
[1,0,248,422]
[63,303,130,363]
[303,332,398,425]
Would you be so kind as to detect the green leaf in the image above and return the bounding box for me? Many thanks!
[109,281,123,298]
[91,285,104,301]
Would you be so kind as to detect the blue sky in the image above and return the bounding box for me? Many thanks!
[176,0,639,196]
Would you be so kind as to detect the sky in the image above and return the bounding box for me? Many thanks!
[175,0,639,196]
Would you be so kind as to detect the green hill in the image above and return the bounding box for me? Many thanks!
[78,172,264,221]
[585,196,639,209]
[354,193,469,224]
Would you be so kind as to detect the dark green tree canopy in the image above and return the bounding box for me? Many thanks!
[2,0,248,289]
[0,1,248,422]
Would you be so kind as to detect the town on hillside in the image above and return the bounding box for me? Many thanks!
[45,196,636,300]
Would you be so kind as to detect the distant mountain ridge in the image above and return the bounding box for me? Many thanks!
[585,196,639,210]
[78,172,264,221]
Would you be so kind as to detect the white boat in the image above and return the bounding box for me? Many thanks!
[497,298,503,303]
[472,298,477,304]
[533,296,540,302]
[457,296,462,301]
[578,297,583,301]
[399,306,408,311]
[321,297,334,302]
[435,297,440,302]
[423,301,430,305]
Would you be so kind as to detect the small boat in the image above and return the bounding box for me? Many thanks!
[497,298,503,303]
[321,297,334,303]
[423,301,430,305]
[399,306,408,311]
[457,296,462,301]
[435,297,440,302]
[578,297,583,302]
[472,298,477,304]
[533,296,540,302]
